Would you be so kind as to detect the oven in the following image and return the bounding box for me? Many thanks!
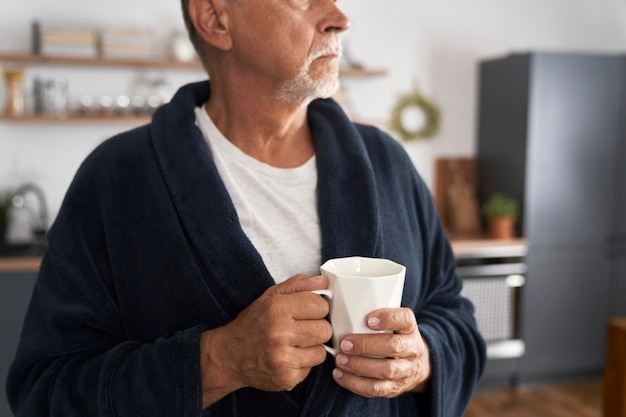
[454,241,527,386]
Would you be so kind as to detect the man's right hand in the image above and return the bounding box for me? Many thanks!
[199,274,332,408]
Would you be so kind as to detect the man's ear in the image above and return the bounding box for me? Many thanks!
[188,0,233,51]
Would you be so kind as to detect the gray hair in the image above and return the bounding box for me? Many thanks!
[180,0,247,65]
[180,0,203,59]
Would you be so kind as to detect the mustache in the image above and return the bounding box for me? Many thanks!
[309,37,342,63]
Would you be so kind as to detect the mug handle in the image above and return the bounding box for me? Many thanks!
[311,289,338,357]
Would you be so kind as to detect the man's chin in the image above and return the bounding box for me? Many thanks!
[310,72,340,97]
[276,77,340,105]
[315,80,340,100]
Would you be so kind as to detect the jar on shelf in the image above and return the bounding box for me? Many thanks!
[2,67,26,117]
[44,78,69,118]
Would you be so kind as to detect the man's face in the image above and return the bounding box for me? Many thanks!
[227,0,350,104]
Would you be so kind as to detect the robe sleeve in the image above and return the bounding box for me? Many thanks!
[6,248,206,417]
[354,124,486,415]
[410,172,487,417]
[5,147,207,417]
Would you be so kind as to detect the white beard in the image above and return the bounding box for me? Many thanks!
[276,38,342,105]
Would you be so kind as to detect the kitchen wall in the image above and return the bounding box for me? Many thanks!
[340,0,626,186]
[1,0,625,232]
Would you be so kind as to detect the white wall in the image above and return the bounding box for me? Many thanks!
[0,0,201,233]
[1,0,626,230]
[339,0,626,186]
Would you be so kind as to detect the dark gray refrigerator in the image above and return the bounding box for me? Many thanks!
[476,52,626,383]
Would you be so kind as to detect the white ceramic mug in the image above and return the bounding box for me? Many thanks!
[313,256,406,356]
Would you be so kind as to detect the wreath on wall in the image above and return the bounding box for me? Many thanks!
[390,89,441,141]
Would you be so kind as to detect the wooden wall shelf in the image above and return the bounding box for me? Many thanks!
[0,52,386,77]
[0,51,203,71]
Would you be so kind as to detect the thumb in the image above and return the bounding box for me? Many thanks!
[268,274,329,296]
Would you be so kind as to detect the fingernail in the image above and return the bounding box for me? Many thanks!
[341,340,353,352]
[333,369,344,379]
[368,316,380,328]
[336,354,348,365]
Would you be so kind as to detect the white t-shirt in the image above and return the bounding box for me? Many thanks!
[194,106,322,283]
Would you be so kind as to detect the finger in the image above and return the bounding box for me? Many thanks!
[266,358,312,392]
[290,319,333,347]
[295,345,329,369]
[366,308,417,334]
[271,346,328,391]
[340,333,419,358]
[332,368,404,399]
[335,354,415,381]
[269,274,329,296]
[288,291,330,320]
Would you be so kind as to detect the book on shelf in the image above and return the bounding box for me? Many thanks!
[98,26,158,59]
[31,22,160,60]
[32,21,99,58]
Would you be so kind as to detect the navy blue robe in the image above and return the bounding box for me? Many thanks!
[7,81,485,416]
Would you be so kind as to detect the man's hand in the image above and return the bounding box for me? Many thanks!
[199,274,332,408]
[331,307,431,398]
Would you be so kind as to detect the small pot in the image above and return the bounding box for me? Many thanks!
[487,216,516,239]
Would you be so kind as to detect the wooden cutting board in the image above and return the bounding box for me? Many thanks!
[447,183,481,235]
[434,157,482,236]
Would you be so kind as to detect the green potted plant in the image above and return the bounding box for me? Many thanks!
[482,193,519,239]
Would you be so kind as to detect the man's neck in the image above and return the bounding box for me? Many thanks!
[205,80,315,169]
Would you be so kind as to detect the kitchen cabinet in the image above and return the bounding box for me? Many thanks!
[476,52,626,383]
[522,250,612,376]
[611,101,626,319]
[614,259,626,318]
[611,86,626,319]
[0,271,37,417]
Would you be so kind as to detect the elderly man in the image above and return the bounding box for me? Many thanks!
[7,0,485,416]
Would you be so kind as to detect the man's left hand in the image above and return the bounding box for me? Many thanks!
[331,307,431,398]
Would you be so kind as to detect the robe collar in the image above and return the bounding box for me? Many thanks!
[150,81,382,316]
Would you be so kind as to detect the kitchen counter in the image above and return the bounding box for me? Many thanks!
[0,238,528,274]
[0,257,42,273]
[450,238,528,259]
